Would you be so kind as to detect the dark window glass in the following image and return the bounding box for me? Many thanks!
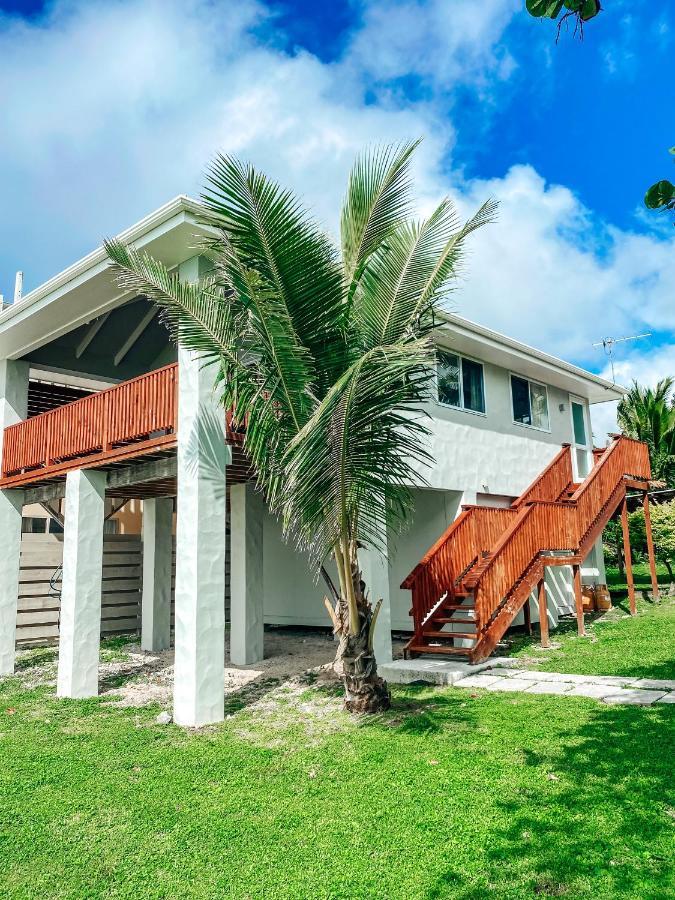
[511,375,531,425]
[462,359,485,413]
[437,351,461,407]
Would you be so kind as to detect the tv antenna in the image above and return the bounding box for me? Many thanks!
[593,333,651,383]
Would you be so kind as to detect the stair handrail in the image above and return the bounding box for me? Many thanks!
[466,499,578,628]
[401,505,516,638]
[512,443,573,508]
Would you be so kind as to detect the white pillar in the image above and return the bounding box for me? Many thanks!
[57,469,106,698]
[0,489,24,675]
[361,534,393,664]
[0,358,29,464]
[141,497,173,651]
[173,346,230,727]
[230,483,264,666]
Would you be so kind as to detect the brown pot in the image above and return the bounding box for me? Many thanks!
[594,585,612,611]
[582,585,596,613]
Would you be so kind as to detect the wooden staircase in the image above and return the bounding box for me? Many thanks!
[401,436,652,663]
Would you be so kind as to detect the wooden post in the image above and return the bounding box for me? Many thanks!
[573,564,586,636]
[523,593,532,635]
[537,578,549,648]
[621,495,637,615]
[643,492,660,601]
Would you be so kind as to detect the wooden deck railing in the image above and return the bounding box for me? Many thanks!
[1,364,179,483]
[402,505,516,635]
[468,435,650,633]
[513,443,573,508]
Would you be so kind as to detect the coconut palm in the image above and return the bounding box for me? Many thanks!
[617,378,675,485]
[105,141,496,713]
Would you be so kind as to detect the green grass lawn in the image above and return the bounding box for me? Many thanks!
[1,636,674,899]
[506,565,675,680]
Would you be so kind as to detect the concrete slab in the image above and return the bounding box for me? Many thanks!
[453,674,506,689]
[632,679,675,692]
[567,684,615,699]
[486,678,537,692]
[656,693,675,704]
[380,657,516,686]
[602,689,666,706]
[525,681,575,695]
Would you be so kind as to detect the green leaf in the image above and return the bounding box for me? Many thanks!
[526,0,564,17]
[644,180,675,210]
[580,0,601,20]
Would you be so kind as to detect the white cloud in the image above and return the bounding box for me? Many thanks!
[0,0,673,414]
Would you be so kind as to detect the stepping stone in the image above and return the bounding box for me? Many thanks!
[543,673,596,684]
[567,683,616,699]
[453,674,506,689]
[525,681,575,695]
[510,670,557,681]
[486,678,537,692]
[632,679,675,692]
[602,689,665,706]
[657,694,675,704]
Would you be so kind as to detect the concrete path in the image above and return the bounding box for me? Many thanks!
[380,659,675,706]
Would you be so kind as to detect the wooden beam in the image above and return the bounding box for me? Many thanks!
[106,455,177,491]
[75,312,110,359]
[113,308,157,366]
[621,495,636,614]
[573,564,586,636]
[643,492,660,601]
[24,482,66,505]
[537,578,549,648]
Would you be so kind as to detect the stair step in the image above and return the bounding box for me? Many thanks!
[434,616,476,624]
[423,630,477,640]
[440,603,475,611]
[407,644,472,656]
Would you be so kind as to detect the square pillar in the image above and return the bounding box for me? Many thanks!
[0,489,24,675]
[0,358,29,465]
[57,469,106,698]
[360,534,392,665]
[141,497,174,651]
[173,346,230,727]
[230,482,264,666]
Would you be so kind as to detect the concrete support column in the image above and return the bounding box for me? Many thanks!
[173,345,230,727]
[360,532,392,665]
[57,469,106,698]
[230,483,264,666]
[0,358,29,464]
[0,489,24,675]
[141,498,174,651]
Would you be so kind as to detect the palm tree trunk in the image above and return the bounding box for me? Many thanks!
[330,550,390,714]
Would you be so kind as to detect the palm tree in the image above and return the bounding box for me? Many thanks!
[105,141,496,713]
[617,378,675,485]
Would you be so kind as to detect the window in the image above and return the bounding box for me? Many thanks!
[437,351,485,414]
[511,375,549,430]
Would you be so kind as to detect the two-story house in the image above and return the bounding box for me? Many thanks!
[0,196,655,726]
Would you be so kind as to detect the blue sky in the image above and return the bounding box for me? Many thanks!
[0,0,673,435]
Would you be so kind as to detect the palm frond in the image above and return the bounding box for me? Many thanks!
[200,154,349,395]
[279,341,435,568]
[341,139,421,294]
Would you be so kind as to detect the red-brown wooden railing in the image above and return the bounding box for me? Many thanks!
[1,363,179,481]
[402,505,516,636]
[513,443,573,508]
[468,435,650,636]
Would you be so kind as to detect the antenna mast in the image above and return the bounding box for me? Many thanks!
[593,333,652,383]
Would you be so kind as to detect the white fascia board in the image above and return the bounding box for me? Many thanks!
[0,195,210,359]
[435,313,625,405]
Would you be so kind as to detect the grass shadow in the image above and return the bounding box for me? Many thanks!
[430,699,675,899]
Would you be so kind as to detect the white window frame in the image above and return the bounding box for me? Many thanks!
[436,349,487,416]
[509,372,551,433]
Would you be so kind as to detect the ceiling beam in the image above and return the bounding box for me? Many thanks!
[106,455,177,491]
[75,312,110,359]
[113,307,157,366]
